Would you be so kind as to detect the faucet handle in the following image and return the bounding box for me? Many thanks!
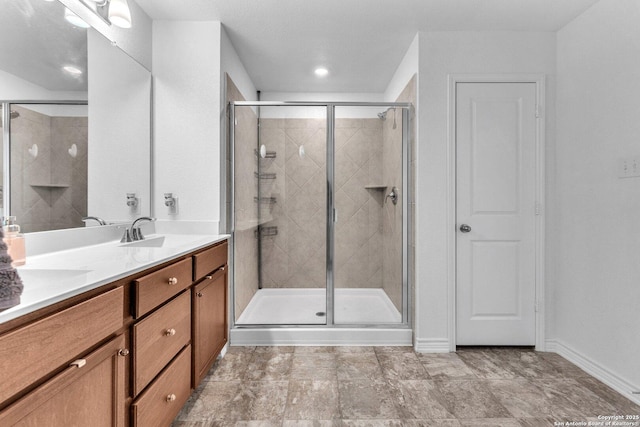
[120,229,132,243]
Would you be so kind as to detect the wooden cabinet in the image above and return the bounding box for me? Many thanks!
[0,334,127,427]
[0,238,228,427]
[193,265,227,387]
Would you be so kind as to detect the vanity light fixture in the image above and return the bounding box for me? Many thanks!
[314,67,329,77]
[64,7,90,28]
[79,0,132,29]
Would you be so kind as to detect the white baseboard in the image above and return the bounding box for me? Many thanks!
[545,339,640,406]
[414,338,451,353]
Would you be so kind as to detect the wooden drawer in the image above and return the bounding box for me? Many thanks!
[0,287,124,406]
[193,241,227,281]
[134,257,192,318]
[132,291,191,395]
[0,334,126,427]
[132,345,191,427]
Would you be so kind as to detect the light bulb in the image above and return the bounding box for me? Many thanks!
[108,0,132,28]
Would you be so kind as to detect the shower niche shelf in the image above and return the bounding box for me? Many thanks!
[30,183,70,189]
[364,185,387,190]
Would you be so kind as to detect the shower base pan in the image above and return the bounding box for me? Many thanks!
[231,288,412,346]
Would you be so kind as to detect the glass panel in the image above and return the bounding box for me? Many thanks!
[333,106,404,324]
[234,105,327,325]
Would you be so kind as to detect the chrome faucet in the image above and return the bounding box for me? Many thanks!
[82,216,107,226]
[129,217,156,241]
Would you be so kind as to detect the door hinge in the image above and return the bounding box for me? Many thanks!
[535,202,542,216]
[535,104,541,118]
[534,300,539,312]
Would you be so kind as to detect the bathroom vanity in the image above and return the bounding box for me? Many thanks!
[0,234,228,427]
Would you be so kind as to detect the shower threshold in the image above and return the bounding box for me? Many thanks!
[231,288,412,346]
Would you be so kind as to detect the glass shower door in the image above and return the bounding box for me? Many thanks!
[233,104,328,325]
[333,105,405,324]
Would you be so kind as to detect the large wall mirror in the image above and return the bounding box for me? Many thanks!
[0,0,151,233]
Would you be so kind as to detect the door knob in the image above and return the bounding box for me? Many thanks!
[459,224,471,233]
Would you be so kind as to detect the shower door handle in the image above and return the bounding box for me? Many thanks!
[333,208,338,223]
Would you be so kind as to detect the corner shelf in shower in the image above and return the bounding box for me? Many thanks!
[254,172,277,180]
[235,217,275,231]
[364,185,387,190]
[254,149,277,158]
[30,183,69,188]
[254,196,277,204]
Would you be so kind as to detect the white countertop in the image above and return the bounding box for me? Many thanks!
[0,233,229,326]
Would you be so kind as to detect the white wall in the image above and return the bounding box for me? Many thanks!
[153,21,221,224]
[384,34,419,102]
[87,29,151,222]
[0,69,87,101]
[414,31,557,350]
[555,0,640,395]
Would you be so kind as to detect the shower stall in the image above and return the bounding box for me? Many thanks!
[230,102,412,345]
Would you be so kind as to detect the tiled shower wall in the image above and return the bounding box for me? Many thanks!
[10,105,87,233]
[259,117,385,290]
[227,76,260,320]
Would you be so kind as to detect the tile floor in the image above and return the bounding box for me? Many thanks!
[172,346,640,427]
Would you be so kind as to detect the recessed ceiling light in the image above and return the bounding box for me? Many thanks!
[64,7,90,28]
[63,65,83,76]
[314,67,329,77]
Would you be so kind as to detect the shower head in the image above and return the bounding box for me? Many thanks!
[10,110,19,119]
[377,111,387,120]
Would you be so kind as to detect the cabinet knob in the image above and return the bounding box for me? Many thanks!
[118,348,130,357]
[197,292,203,297]
[220,266,226,271]
[166,394,176,402]
[167,277,178,285]
[205,275,213,280]
[164,328,176,336]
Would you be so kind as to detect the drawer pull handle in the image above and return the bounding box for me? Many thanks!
[205,275,213,280]
[166,394,176,402]
[165,328,176,336]
[168,277,178,285]
[197,292,203,297]
[118,348,130,357]
[70,359,87,368]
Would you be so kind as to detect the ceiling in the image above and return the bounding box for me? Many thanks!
[135,0,601,93]
[0,0,87,92]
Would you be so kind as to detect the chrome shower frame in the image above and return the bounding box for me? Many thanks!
[229,101,413,331]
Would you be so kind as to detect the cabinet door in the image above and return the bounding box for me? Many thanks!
[0,335,127,427]
[193,266,227,387]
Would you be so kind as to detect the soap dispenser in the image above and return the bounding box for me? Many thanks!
[3,216,25,266]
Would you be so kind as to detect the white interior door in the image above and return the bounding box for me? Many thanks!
[456,82,537,346]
